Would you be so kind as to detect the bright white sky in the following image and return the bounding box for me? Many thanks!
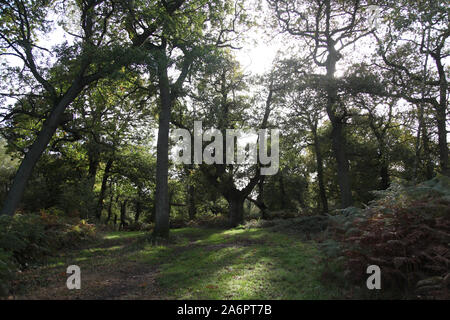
[234,33,280,76]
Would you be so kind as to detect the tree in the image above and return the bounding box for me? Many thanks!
[0,0,153,216]
[123,0,248,236]
[268,0,375,208]
[371,0,449,175]
[177,52,278,226]
[275,58,329,212]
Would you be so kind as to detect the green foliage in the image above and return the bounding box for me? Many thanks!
[58,179,97,219]
[0,247,15,296]
[0,138,19,203]
[0,214,47,266]
[0,211,97,296]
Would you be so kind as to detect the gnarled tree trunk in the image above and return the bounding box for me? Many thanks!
[227,194,245,228]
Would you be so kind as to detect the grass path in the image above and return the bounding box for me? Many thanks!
[13,227,341,299]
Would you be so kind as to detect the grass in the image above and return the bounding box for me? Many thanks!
[13,226,342,299]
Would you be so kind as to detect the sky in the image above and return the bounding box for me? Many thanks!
[234,30,280,76]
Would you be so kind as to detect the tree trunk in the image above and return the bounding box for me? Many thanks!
[150,203,156,223]
[329,119,352,207]
[120,199,128,230]
[106,190,114,224]
[257,177,269,219]
[153,46,172,238]
[434,53,449,176]
[312,129,328,213]
[325,48,352,208]
[87,150,99,191]
[380,160,390,190]
[228,194,245,228]
[188,184,196,220]
[1,84,83,216]
[436,105,448,176]
[421,122,434,180]
[413,108,422,182]
[113,214,118,229]
[95,158,113,219]
[135,189,142,223]
[135,200,141,223]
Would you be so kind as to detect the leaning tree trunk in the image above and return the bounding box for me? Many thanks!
[153,48,172,238]
[1,84,83,216]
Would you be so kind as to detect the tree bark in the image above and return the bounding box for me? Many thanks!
[257,177,269,219]
[106,191,114,224]
[421,121,434,180]
[312,130,328,213]
[153,45,172,238]
[87,148,99,191]
[434,53,449,176]
[95,158,113,219]
[227,194,245,228]
[329,120,352,207]
[325,47,352,208]
[120,199,128,230]
[380,159,390,190]
[135,197,142,223]
[113,213,118,229]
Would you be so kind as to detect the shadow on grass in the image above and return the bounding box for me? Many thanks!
[136,228,343,299]
[14,227,343,299]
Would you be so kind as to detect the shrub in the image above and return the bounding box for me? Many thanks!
[0,214,48,266]
[0,248,16,296]
[326,175,450,299]
[0,211,97,296]
[186,213,229,228]
[126,221,152,231]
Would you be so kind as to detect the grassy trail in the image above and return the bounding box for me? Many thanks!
[13,227,340,299]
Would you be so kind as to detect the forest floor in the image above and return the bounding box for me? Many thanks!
[12,227,342,299]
